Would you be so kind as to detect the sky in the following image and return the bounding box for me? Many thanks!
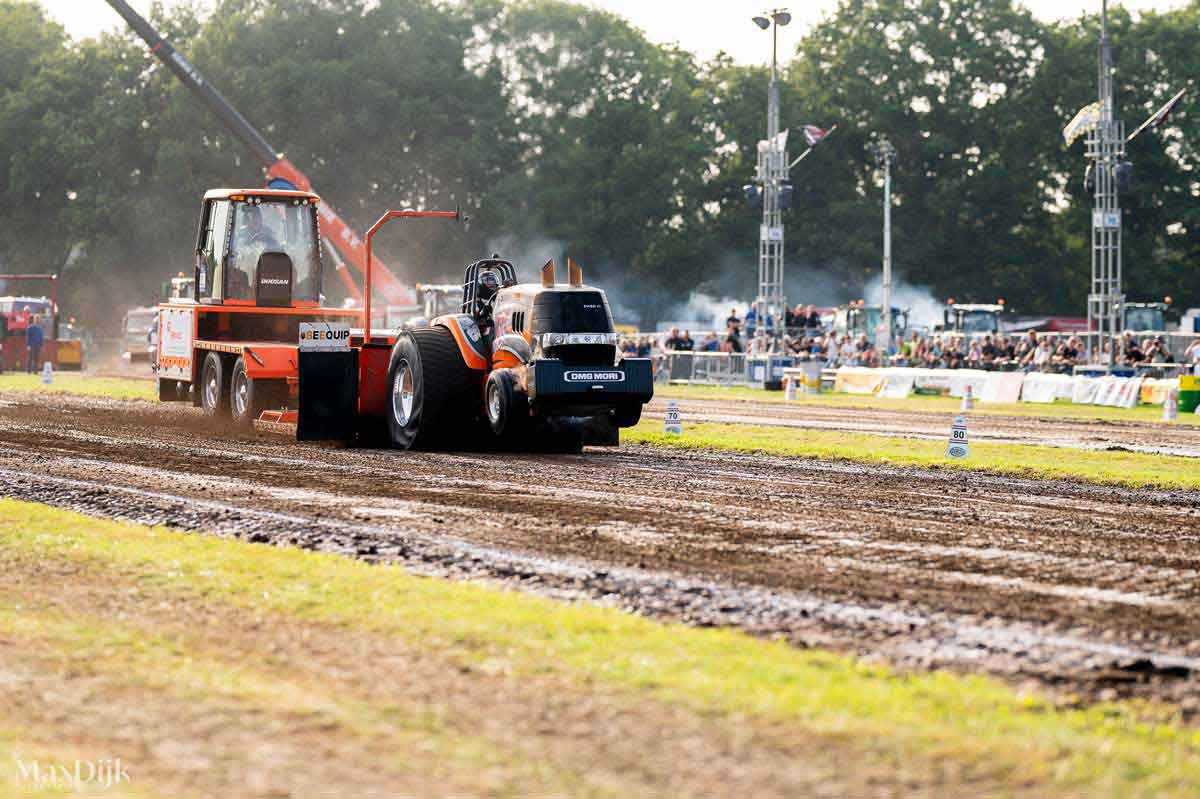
[39,0,1189,65]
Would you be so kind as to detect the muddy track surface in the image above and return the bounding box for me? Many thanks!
[2,391,1199,711]
[646,395,1200,457]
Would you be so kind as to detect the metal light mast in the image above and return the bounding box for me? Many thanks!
[1086,0,1125,366]
[874,140,897,354]
[752,9,792,348]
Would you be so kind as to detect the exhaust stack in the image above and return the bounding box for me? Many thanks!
[567,257,584,287]
[541,258,557,288]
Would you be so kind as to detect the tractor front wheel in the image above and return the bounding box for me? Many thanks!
[485,369,529,442]
[612,402,642,428]
[386,326,480,450]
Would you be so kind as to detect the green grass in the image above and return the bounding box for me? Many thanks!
[0,372,154,401]
[2,498,1198,797]
[628,420,1200,490]
[658,382,1200,426]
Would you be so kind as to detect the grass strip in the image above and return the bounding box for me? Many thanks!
[657,383,1200,427]
[627,419,1200,491]
[0,602,594,799]
[1,498,1196,797]
[0,373,155,402]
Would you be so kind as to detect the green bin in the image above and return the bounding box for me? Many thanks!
[1180,375,1200,414]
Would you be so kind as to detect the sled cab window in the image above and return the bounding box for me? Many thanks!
[227,198,322,304]
[197,199,231,302]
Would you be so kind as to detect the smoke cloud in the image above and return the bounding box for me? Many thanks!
[862,274,945,329]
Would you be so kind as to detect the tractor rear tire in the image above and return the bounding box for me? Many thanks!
[386,326,481,450]
[230,357,287,428]
[200,352,231,422]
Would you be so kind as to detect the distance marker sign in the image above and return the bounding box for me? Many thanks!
[664,400,682,435]
[946,414,969,459]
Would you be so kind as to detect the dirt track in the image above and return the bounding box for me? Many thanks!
[645,395,1200,457]
[2,391,1199,710]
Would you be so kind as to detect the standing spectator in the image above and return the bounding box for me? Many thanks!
[998,335,1016,362]
[1053,336,1081,370]
[25,314,44,373]
[1143,335,1172,364]
[699,332,719,352]
[1183,337,1200,370]
[896,333,915,365]
[1031,338,1052,371]
[980,335,998,368]
[1014,330,1038,363]
[966,338,983,368]
[924,335,943,368]
[839,335,857,366]
[679,330,695,351]
[664,327,685,350]
[945,336,965,369]
[805,304,822,331]
[1122,332,1144,364]
[727,308,742,337]
[636,336,652,358]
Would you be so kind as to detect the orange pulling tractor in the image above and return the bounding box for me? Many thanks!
[155,188,653,450]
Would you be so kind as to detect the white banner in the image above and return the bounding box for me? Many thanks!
[979,372,1025,404]
[1072,376,1100,404]
[1020,373,1070,404]
[947,370,988,399]
[878,371,916,399]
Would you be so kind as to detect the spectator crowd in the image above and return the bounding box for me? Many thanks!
[619,304,1200,374]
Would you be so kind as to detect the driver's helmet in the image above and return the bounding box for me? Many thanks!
[477,270,500,298]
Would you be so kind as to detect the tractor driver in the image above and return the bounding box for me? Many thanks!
[230,204,282,299]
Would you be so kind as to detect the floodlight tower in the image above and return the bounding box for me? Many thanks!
[1087,0,1125,366]
[874,139,897,353]
[752,8,792,347]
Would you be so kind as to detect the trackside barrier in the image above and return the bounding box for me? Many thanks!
[663,351,749,386]
[662,351,1189,411]
[825,367,1178,409]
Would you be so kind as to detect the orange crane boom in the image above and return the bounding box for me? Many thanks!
[104,0,413,307]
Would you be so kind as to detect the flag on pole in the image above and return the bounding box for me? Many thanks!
[803,124,831,147]
[1127,87,1186,143]
[1062,102,1102,146]
[757,129,790,156]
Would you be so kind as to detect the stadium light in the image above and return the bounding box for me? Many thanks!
[752,15,770,29]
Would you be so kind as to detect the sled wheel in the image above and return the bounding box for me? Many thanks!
[201,352,231,423]
[230,356,287,428]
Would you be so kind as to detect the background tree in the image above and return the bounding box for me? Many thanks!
[0,0,1196,332]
